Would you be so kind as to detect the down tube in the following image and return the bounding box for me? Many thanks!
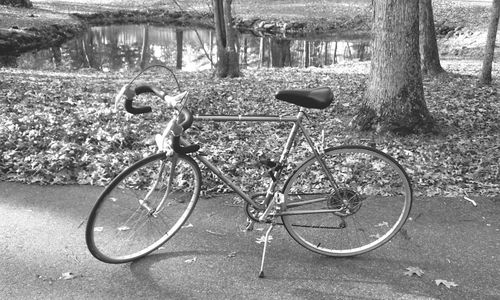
[194,153,261,208]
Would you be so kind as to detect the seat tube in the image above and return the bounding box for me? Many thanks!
[279,111,304,164]
[298,117,340,191]
[263,111,303,201]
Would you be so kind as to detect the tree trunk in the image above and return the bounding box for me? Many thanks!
[213,0,239,77]
[480,0,500,85]
[140,25,150,70]
[303,41,310,68]
[351,0,433,134]
[324,42,329,65]
[419,0,445,75]
[259,37,265,68]
[271,39,291,67]
[51,46,62,67]
[333,42,338,64]
[176,29,183,69]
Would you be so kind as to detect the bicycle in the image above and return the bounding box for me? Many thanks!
[85,66,413,278]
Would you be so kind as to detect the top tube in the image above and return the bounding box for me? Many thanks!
[193,115,300,122]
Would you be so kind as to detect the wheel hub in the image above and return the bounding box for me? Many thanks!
[327,188,362,217]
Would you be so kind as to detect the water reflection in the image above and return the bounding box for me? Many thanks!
[2,24,370,71]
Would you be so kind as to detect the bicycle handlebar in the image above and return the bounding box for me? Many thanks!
[117,82,199,154]
[121,83,165,115]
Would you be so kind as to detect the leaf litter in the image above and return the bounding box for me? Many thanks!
[0,64,498,198]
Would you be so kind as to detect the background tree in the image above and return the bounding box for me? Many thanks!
[419,0,444,75]
[213,0,239,77]
[176,29,183,69]
[480,0,500,85]
[351,0,433,134]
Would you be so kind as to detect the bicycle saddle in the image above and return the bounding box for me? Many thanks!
[275,87,333,109]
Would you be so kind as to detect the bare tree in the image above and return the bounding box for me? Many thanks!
[480,0,500,85]
[351,0,433,134]
[419,0,444,75]
[213,0,240,77]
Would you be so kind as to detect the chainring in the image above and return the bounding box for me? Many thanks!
[245,193,267,222]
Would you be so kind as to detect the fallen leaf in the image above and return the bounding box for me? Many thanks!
[36,274,54,284]
[404,266,424,277]
[435,279,458,288]
[206,229,225,236]
[117,226,130,231]
[398,228,411,240]
[256,235,273,244]
[185,257,197,263]
[93,227,103,232]
[59,272,78,280]
[375,221,389,227]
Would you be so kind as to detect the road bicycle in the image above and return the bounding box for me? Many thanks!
[85,66,413,278]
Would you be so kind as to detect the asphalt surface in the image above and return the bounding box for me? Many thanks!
[0,181,499,299]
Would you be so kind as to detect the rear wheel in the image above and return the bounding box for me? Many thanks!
[282,145,412,256]
[86,152,201,263]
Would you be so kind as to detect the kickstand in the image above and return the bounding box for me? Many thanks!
[258,222,275,278]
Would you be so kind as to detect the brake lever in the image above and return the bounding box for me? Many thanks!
[164,91,189,108]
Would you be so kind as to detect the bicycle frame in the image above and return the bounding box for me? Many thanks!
[180,107,338,211]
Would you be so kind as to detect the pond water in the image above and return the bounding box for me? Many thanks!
[0,24,370,72]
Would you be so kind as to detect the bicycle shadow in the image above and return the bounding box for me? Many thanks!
[128,249,215,299]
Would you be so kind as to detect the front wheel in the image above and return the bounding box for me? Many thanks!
[281,145,412,257]
[86,152,201,263]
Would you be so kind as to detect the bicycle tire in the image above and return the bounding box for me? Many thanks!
[86,152,201,263]
[281,145,412,257]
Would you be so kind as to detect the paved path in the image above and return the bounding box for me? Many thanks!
[0,182,499,299]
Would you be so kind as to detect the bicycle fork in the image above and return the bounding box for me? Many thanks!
[138,155,177,216]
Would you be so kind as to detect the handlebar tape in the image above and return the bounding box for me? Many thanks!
[124,98,152,114]
[171,108,200,154]
[124,84,165,115]
[172,136,200,154]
